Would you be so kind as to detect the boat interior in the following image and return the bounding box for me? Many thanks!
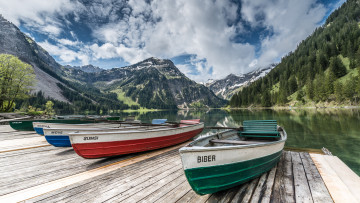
[190,128,284,147]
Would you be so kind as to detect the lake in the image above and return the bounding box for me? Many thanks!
[108,108,360,175]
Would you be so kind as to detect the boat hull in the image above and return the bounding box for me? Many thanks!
[45,135,71,147]
[9,120,96,131]
[42,125,163,147]
[34,122,123,136]
[179,130,286,195]
[70,123,204,158]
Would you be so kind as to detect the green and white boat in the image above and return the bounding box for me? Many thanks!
[9,119,98,131]
[179,120,287,195]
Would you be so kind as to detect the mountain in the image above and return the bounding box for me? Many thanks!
[230,0,360,108]
[63,57,226,109]
[0,14,70,103]
[0,14,225,111]
[205,65,275,100]
[64,64,103,73]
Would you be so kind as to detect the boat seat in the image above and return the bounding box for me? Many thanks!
[209,139,265,145]
[240,120,279,138]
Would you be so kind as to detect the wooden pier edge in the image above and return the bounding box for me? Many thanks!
[310,153,360,203]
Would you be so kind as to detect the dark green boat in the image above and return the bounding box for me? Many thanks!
[179,120,287,195]
[9,119,98,131]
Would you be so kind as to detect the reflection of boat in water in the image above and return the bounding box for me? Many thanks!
[69,119,204,158]
[179,120,287,195]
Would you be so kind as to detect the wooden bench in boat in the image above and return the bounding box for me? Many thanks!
[209,139,267,145]
[240,120,279,138]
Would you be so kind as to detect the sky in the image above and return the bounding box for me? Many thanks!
[0,0,345,82]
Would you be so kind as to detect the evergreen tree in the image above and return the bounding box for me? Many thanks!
[350,58,357,69]
[296,89,305,103]
[325,71,336,95]
[306,78,314,100]
[288,76,298,94]
[334,81,343,102]
[344,77,356,100]
[261,90,271,107]
[329,56,347,78]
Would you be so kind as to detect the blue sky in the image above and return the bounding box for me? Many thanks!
[0,0,344,82]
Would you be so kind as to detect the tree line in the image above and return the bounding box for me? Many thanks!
[230,0,360,107]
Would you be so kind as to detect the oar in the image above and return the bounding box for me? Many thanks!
[206,126,243,130]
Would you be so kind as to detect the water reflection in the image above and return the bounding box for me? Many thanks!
[106,108,360,175]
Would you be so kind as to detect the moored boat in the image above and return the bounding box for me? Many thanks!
[9,119,98,131]
[43,124,171,147]
[179,120,286,195]
[32,122,125,136]
[69,119,204,158]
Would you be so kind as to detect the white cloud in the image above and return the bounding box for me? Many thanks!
[38,40,89,65]
[0,0,338,82]
[241,0,327,67]
[0,0,75,37]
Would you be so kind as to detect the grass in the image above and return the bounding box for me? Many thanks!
[111,89,140,106]
[270,82,280,94]
[339,55,350,70]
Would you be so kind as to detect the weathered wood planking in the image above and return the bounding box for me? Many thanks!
[0,124,338,203]
[28,150,180,203]
[291,151,313,203]
[311,153,360,203]
[300,153,333,203]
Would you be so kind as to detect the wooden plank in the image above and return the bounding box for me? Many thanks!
[177,190,211,203]
[230,183,249,203]
[28,150,180,202]
[219,186,244,203]
[250,172,268,203]
[155,179,193,203]
[291,151,313,203]
[323,155,360,202]
[271,151,295,203]
[230,178,259,202]
[134,172,187,202]
[299,153,333,203]
[209,139,266,145]
[138,173,187,202]
[0,143,185,202]
[104,164,183,202]
[0,136,50,153]
[74,157,182,202]
[310,153,359,203]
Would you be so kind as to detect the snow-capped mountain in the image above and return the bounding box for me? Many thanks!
[205,65,276,100]
[64,64,103,73]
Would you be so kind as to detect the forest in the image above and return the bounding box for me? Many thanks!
[230,0,360,107]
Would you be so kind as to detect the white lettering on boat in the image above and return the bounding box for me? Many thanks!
[38,125,50,128]
[197,155,216,163]
[50,131,63,135]
[83,136,98,141]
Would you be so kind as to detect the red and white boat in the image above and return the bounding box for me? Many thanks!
[69,119,204,158]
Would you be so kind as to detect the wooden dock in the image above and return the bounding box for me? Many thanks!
[0,125,359,203]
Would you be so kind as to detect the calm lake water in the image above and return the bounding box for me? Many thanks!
[108,108,360,175]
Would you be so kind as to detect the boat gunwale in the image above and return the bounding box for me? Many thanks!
[67,122,205,136]
[42,125,170,132]
[179,126,287,153]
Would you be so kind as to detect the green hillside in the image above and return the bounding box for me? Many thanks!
[230,0,360,108]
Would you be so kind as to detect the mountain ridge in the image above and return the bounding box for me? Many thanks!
[205,65,275,100]
[0,15,226,111]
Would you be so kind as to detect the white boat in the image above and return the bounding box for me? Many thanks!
[42,125,171,147]
[32,122,124,135]
[179,120,287,195]
[68,119,204,158]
